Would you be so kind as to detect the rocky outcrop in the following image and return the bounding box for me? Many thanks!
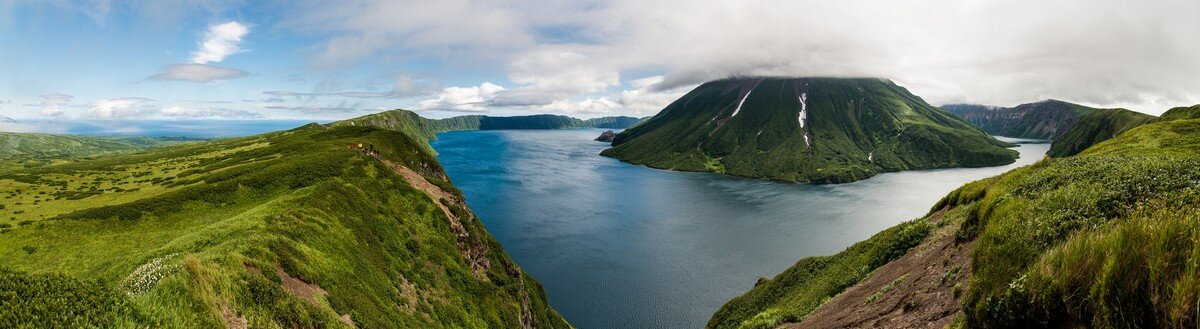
[594,130,616,143]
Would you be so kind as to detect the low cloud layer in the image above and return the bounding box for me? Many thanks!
[289,0,1200,114]
[36,93,73,117]
[161,106,264,119]
[151,63,249,82]
[151,21,251,83]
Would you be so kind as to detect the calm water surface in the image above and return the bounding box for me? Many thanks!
[432,130,1048,329]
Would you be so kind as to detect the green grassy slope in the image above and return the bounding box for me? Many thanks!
[582,116,649,129]
[0,124,569,328]
[1,131,194,159]
[1158,104,1200,122]
[943,100,1097,140]
[601,77,1017,183]
[332,109,646,142]
[710,117,1200,328]
[1046,108,1157,157]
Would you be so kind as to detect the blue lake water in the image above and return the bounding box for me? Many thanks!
[431,129,1050,329]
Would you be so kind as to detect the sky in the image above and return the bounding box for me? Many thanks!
[1,0,1198,124]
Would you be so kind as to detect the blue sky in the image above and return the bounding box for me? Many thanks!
[2,0,1198,125]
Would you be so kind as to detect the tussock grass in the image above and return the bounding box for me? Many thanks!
[713,117,1200,328]
[0,124,569,328]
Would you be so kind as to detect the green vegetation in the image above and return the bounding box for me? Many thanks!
[602,77,1017,183]
[943,99,1097,140]
[0,270,146,328]
[0,124,568,328]
[1046,108,1157,157]
[582,116,649,129]
[331,109,647,153]
[712,116,1200,328]
[708,216,934,328]
[1158,104,1200,122]
[0,131,195,159]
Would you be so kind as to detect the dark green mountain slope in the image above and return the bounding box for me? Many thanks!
[711,116,1200,329]
[0,125,569,328]
[601,77,1017,183]
[1046,108,1157,157]
[943,100,1097,140]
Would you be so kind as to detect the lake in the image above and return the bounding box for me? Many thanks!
[431,129,1050,329]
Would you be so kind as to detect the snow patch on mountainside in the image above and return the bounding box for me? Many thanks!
[731,85,757,117]
[798,93,808,128]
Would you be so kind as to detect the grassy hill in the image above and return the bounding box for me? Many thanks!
[601,77,1018,183]
[1,131,195,159]
[943,100,1097,140]
[582,116,648,129]
[1158,104,1200,122]
[1046,108,1157,157]
[710,116,1200,328]
[334,110,645,137]
[0,124,569,328]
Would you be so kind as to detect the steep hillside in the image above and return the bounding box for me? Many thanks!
[943,100,1097,140]
[1046,108,1157,157]
[333,109,646,139]
[710,117,1200,328]
[601,77,1017,183]
[583,116,649,129]
[0,124,569,328]
[1158,104,1200,122]
[1,132,194,159]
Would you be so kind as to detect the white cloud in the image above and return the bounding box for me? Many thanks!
[160,106,264,119]
[287,0,1200,114]
[148,21,250,82]
[191,21,249,64]
[89,97,153,119]
[417,82,505,112]
[543,97,620,115]
[36,93,73,117]
[150,63,249,82]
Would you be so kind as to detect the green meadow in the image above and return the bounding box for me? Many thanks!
[0,124,568,328]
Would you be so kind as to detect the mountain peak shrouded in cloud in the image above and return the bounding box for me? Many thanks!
[1,0,1199,123]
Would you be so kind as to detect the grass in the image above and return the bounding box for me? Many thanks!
[330,108,647,154]
[1046,108,1157,157]
[602,77,1017,184]
[0,124,569,328]
[0,131,195,164]
[712,117,1200,328]
[707,215,935,328]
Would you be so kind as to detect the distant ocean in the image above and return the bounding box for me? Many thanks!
[0,120,321,138]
